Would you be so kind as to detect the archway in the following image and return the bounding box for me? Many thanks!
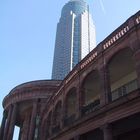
[65,88,77,126]
[52,101,62,134]
[108,48,138,101]
[81,70,101,115]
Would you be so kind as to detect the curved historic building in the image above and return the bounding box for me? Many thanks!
[0,10,140,140]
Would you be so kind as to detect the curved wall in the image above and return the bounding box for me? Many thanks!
[0,10,140,140]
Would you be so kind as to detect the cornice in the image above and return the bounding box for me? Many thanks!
[3,80,61,109]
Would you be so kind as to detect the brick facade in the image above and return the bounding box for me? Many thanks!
[0,11,140,140]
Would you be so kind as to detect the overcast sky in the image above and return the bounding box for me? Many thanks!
[0,0,140,139]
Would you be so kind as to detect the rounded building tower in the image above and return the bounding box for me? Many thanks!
[0,80,61,140]
[52,0,96,80]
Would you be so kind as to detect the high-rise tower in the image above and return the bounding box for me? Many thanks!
[52,0,96,80]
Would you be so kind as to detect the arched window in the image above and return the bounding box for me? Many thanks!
[108,48,138,101]
[53,101,62,125]
[66,88,77,117]
[65,88,77,125]
[46,111,52,138]
[82,70,100,115]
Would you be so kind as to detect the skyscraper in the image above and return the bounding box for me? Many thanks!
[52,0,96,80]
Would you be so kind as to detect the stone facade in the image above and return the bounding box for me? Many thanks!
[0,10,140,140]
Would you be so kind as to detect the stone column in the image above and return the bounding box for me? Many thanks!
[77,74,82,118]
[7,104,17,140]
[0,111,7,140]
[39,119,46,140]
[129,22,140,88]
[28,101,37,140]
[133,50,140,88]
[21,114,30,140]
[102,124,113,140]
[18,127,22,140]
[62,89,66,128]
[99,66,111,106]
[3,105,13,140]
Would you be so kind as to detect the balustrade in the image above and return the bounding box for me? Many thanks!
[81,99,100,116]
[112,79,138,101]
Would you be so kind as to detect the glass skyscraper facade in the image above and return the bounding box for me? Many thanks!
[52,0,96,80]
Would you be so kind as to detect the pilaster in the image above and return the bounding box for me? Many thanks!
[0,110,7,140]
[28,101,37,140]
[7,104,17,140]
[21,113,30,140]
[3,105,13,140]
[133,49,140,88]
[101,124,113,140]
[99,66,111,106]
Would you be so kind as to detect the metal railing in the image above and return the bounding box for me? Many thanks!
[111,79,138,101]
[81,99,100,116]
